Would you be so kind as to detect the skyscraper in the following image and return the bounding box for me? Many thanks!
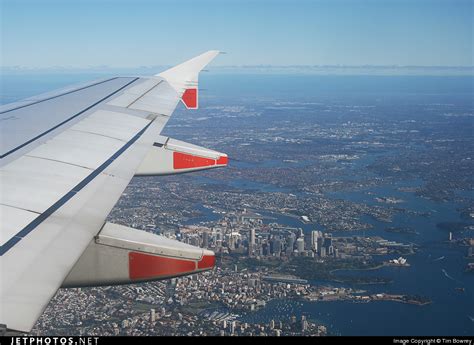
[273,237,282,256]
[317,237,323,255]
[287,234,295,255]
[250,228,256,246]
[296,237,305,253]
[311,230,319,251]
[202,232,209,248]
[324,234,332,250]
[248,231,254,254]
[262,243,270,256]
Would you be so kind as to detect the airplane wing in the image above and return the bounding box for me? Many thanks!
[0,51,226,333]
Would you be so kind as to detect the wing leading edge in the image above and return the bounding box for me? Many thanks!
[0,51,223,332]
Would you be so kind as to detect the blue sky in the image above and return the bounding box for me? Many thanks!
[1,0,472,68]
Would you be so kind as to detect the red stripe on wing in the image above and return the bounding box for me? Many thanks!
[173,151,216,169]
[129,252,196,280]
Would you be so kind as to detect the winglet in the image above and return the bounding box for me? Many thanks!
[157,50,220,109]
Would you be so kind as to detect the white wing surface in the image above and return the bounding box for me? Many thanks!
[0,51,223,333]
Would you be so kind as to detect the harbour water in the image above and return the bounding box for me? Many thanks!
[216,169,474,335]
[189,166,474,335]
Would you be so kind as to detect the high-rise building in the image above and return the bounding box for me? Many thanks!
[311,230,319,251]
[262,243,270,256]
[317,237,323,255]
[150,309,156,322]
[286,234,295,254]
[248,243,254,257]
[273,238,282,256]
[324,234,332,249]
[228,235,235,250]
[304,232,311,250]
[190,235,200,247]
[202,232,209,248]
[296,237,305,253]
[250,228,256,246]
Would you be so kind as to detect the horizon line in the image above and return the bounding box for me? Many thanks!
[2,64,473,69]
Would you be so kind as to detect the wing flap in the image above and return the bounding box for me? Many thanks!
[62,222,215,287]
[136,136,228,176]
